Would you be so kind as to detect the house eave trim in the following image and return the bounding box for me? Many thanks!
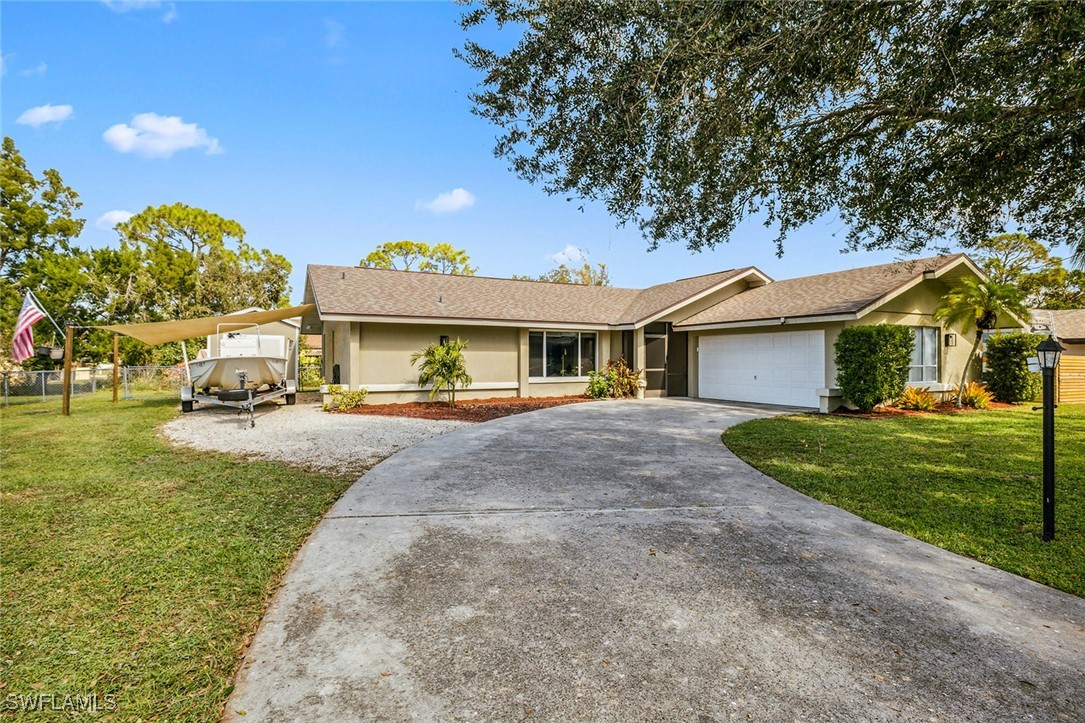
[675,313,857,331]
[317,314,610,331]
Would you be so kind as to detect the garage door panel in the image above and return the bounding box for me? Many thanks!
[699,331,824,408]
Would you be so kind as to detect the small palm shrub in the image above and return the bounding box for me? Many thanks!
[410,338,472,408]
[584,357,642,398]
[956,381,993,409]
[834,325,914,413]
[897,386,939,411]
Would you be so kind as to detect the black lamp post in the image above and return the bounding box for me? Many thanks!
[1036,335,1064,542]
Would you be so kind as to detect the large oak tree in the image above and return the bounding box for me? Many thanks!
[459,1,1085,258]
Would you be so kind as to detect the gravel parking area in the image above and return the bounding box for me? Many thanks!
[160,398,469,479]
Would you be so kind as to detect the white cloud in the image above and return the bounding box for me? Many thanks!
[323,19,346,49]
[16,104,74,128]
[416,188,476,214]
[102,0,160,12]
[20,62,47,77]
[96,210,135,230]
[102,1,177,22]
[550,244,587,265]
[103,113,223,158]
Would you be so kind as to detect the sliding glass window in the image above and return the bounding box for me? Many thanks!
[529,331,597,378]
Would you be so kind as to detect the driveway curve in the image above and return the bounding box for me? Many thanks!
[225,399,1084,722]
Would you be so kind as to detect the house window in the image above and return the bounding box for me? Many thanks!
[529,331,597,378]
[910,327,939,382]
[439,335,450,347]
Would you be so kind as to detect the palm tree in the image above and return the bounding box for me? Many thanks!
[410,338,473,408]
[933,278,1027,406]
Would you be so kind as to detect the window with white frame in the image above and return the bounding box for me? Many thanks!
[529,331,596,379]
[910,327,939,382]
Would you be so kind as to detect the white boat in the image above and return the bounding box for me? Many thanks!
[180,323,297,425]
[188,354,288,389]
[188,326,290,389]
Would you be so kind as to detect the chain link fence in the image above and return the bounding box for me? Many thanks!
[298,364,323,392]
[1,366,187,407]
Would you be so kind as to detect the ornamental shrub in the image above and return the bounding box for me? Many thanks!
[323,384,368,411]
[583,357,642,399]
[985,333,1045,403]
[834,325,914,413]
[585,370,612,398]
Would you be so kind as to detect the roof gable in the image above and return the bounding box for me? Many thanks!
[674,255,973,328]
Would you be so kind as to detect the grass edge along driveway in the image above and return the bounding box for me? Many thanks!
[723,404,1084,598]
[0,394,353,721]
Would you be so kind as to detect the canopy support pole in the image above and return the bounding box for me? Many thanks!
[61,326,73,416]
[113,334,120,404]
[180,340,191,385]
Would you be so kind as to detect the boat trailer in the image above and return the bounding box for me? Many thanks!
[181,370,296,428]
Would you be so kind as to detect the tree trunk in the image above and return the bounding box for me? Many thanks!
[957,330,983,406]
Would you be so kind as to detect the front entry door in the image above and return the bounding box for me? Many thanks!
[644,324,667,397]
[666,330,689,396]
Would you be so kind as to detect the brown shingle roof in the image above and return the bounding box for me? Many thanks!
[675,255,967,327]
[1048,309,1085,341]
[620,268,762,324]
[305,265,752,326]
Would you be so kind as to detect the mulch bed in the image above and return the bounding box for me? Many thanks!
[833,400,1020,419]
[337,395,597,422]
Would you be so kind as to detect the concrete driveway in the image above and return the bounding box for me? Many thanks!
[225,399,1085,722]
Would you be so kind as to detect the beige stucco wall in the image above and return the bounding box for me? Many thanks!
[322,320,612,402]
[355,322,519,402]
[854,282,978,393]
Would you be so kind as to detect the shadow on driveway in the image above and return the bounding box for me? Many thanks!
[225,399,1085,722]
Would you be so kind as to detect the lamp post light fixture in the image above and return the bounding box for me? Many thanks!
[1036,335,1064,542]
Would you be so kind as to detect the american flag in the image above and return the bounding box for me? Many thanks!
[11,292,47,363]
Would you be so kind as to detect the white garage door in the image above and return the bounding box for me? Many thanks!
[698,331,825,408]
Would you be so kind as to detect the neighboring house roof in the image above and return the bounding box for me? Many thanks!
[1044,309,1085,343]
[674,254,973,329]
[305,265,758,328]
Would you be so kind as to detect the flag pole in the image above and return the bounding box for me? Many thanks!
[26,290,65,340]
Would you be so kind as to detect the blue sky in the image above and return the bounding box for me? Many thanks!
[6,0,947,304]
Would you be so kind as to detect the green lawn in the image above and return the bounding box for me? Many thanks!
[0,394,353,720]
[723,404,1085,597]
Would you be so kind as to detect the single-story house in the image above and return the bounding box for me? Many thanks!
[301,254,1002,412]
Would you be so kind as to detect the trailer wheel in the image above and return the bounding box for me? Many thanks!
[285,394,296,406]
[181,400,194,413]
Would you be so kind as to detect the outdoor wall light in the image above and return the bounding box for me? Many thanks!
[944,333,956,347]
[1035,334,1065,542]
